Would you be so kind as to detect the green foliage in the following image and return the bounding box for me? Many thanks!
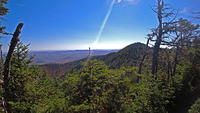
[7,42,66,112]
[125,74,175,113]
[188,98,200,113]
[2,40,200,112]
[9,42,36,112]
[64,59,139,112]
[166,42,200,112]
[36,37,200,112]
[0,0,9,36]
[42,43,145,78]
[0,0,9,16]
[0,1,199,112]
[26,69,66,113]
[106,42,145,69]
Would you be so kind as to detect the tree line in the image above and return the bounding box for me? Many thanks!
[0,0,200,112]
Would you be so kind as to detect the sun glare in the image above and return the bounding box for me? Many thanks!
[92,0,115,49]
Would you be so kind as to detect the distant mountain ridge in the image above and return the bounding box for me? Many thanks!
[41,42,146,78]
[29,49,119,65]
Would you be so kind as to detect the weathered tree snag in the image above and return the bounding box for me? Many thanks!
[3,23,24,113]
[172,46,179,76]
[89,47,91,66]
[163,49,174,84]
[136,37,151,83]
[151,0,163,75]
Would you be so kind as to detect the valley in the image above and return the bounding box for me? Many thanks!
[29,49,119,65]
[41,42,146,78]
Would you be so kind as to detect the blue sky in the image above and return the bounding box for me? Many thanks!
[1,0,200,51]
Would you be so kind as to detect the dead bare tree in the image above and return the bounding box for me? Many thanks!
[3,23,24,113]
[192,11,200,20]
[136,36,152,82]
[149,0,177,75]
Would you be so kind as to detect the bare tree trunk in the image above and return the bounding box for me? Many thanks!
[163,49,174,84]
[3,23,24,113]
[172,46,179,77]
[89,47,90,65]
[151,0,163,75]
[136,37,151,83]
[101,100,108,113]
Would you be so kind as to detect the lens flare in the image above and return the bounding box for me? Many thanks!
[92,0,115,49]
[86,0,115,66]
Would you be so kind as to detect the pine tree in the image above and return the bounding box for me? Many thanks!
[8,42,35,112]
[0,0,9,36]
[188,98,200,113]
[0,0,9,110]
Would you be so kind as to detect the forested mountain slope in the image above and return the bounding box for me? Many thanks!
[41,52,117,78]
[105,42,146,69]
[42,42,146,78]
[2,0,200,112]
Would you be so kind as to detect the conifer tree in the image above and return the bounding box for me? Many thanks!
[0,0,9,37]
[8,42,35,112]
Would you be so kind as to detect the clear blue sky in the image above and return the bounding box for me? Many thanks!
[1,0,200,51]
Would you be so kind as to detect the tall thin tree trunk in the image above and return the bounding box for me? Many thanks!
[151,0,163,75]
[136,37,150,83]
[3,23,24,113]
[164,49,174,84]
[89,47,90,65]
[173,46,179,76]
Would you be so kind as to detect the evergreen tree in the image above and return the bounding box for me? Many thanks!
[0,0,9,110]
[0,0,9,36]
[188,98,200,113]
[64,59,139,113]
[8,42,35,112]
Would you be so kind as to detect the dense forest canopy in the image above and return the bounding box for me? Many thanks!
[0,0,200,113]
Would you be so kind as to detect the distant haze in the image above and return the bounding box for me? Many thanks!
[29,49,119,65]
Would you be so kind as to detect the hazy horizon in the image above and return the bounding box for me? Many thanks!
[3,48,121,53]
